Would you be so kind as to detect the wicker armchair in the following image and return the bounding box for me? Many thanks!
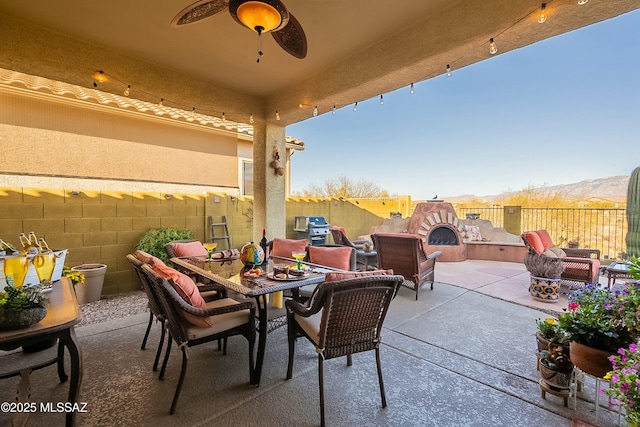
[285,274,403,427]
[371,233,442,300]
[329,226,368,250]
[126,254,167,371]
[142,264,256,414]
[522,230,601,285]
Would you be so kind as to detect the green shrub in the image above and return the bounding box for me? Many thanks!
[136,228,195,264]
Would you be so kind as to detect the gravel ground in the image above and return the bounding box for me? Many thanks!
[77,290,148,327]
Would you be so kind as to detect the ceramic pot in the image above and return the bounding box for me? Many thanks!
[539,360,573,389]
[569,341,613,378]
[536,332,570,358]
[529,275,561,302]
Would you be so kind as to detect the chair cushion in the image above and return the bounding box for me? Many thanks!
[152,264,213,328]
[534,230,555,250]
[168,241,208,257]
[543,248,559,258]
[185,298,251,339]
[294,310,323,345]
[135,250,166,267]
[548,247,567,258]
[324,269,394,283]
[271,238,308,258]
[522,231,545,254]
[308,246,353,271]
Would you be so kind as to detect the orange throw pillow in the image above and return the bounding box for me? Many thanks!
[271,238,308,258]
[169,241,208,257]
[522,231,544,254]
[308,246,353,271]
[152,264,213,328]
[534,230,555,250]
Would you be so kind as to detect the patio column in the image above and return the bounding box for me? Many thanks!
[252,121,287,242]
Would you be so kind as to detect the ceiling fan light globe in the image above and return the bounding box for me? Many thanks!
[231,0,288,33]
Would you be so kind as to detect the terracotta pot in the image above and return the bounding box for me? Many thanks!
[569,341,613,378]
[536,332,570,358]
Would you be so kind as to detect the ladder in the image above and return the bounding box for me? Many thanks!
[209,215,231,249]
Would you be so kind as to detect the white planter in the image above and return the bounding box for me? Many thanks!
[0,250,67,286]
[73,263,107,304]
[529,275,561,302]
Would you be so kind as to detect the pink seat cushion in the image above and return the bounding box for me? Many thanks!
[152,264,213,328]
[308,246,353,271]
[169,241,208,257]
[271,238,308,258]
[135,250,166,267]
[534,230,555,250]
[324,269,394,283]
[522,231,545,254]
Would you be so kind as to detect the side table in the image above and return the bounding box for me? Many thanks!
[356,250,377,271]
[606,262,633,289]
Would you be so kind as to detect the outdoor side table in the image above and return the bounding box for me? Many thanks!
[0,277,83,427]
[356,250,378,271]
[606,262,633,289]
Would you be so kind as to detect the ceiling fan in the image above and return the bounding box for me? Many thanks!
[171,0,307,61]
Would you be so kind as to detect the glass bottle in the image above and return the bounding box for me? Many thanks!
[260,228,269,265]
[39,237,52,252]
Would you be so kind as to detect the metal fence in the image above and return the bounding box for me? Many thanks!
[456,207,628,260]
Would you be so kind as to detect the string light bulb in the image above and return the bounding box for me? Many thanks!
[191,107,196,117]
[538,3,547,23]
[446,64,452,78]
[353,102,358,112]
[249,113,254,124]
[275,110,280,121]
[577,0,588,4]
[222,112,226,122]
[313,106,318,117]
[379,94,384,105]
[92,70,108,87]
[410,83,415,95]
[489,38,498,55]
[159,98,164,107]
[124,85,130,96]
[332,105,336,115]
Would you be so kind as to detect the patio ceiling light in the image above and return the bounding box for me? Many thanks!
[538,3,547,24]
[230,0,288,34]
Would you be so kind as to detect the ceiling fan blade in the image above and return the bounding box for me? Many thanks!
[171,0,229,27]
[271,13,307,59]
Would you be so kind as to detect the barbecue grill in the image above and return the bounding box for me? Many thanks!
[293,216,330,246]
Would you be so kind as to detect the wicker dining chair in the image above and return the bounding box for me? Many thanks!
[371,233,442,300]
[285,274,403,427]
[142,264,256,414]
[126,254,167,371]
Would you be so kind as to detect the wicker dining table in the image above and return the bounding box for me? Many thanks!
[170,255,332,385]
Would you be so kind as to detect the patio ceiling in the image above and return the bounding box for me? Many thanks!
[0,0,638,126]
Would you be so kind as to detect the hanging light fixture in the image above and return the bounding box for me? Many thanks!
[123,85,131,96]
[353,102,358,112]
[275,110,280,121]
[538,3,547,23]
[489,38,498,55]
[313,106,318,117]
[446,64,452,78]
[379,94,384,105]
[410,83,415,95]
[577,0,588,4]
[229,0,289,62]
[92,70,108,87]
[249,113,255,124]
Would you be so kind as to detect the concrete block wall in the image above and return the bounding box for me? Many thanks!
[1,187,396,297]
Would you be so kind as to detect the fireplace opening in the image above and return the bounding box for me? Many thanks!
[428,226,459,246]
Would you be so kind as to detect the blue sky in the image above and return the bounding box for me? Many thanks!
[288,9,640,200]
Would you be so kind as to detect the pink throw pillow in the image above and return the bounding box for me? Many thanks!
[324,269,394,283]
[308,246,353,271]
[271,238,308,258]
[152,264,213,328]
[169,241,208,257]
[135,250,166,267]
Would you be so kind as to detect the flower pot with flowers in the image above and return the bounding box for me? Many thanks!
[604,343,640,426]
[558,280,640,378]
[536,317,570,371]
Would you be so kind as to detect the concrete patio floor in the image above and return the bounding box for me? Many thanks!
[0,260,623,426]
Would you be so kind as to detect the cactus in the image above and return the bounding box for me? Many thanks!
[627,167,640,258]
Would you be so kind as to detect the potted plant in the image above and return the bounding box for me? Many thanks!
[538,344,573,390]
[604,343,640,426]
[535,317,569,351]
[0,277,48,330]
[558,281,640,378]
[136,227,196,264]
[524,251,565,302]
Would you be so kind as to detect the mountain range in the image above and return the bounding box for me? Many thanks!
[445,175,630,202]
